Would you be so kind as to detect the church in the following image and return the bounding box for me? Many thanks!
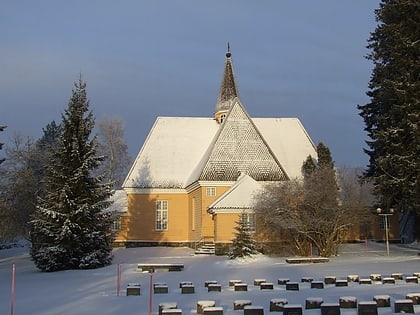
[114,49,318,254]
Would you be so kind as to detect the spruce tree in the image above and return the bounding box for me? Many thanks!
[30,77,114,272]
[229,213,257,259]
[357,0,419,221]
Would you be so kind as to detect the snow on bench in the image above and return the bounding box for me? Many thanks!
[358,301,378,315]
[243,305,264,315]
[305,297,324,309]
[233,300,252,310]
[137,263,184,272]
[406,292,420,305]
[347,275,359,282]
[207,283,221,292]
[320,303,340,315]
[159,303,178,315]
[394,299,414,313]
[339,296,357,308]
[126,283,140,296]
[197,301,216,314]
[270,298,288,312]
[285,257,329,264]
[311,281,324,289]
[373,295,390,307]
[283,304,303,315]
[203,306,223,315]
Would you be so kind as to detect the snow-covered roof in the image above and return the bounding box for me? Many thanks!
[207,173,263,214]
[123,115,316,189]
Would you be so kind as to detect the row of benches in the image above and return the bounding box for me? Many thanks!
[157,295,420,315]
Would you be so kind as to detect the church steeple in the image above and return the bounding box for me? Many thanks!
[214,43,239,124]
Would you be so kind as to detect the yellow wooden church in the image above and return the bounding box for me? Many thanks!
[114,49,318,254]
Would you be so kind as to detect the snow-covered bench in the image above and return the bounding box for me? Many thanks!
[283,304,303,315]
[159,303,178,315]
[260,282,274,290]
[234,283,248,291]
[285,257,329,264]
[197,301,215,314]
[243,305,264,315]
[335,280,348,287]
[181,284,194,294]
[406,276,418,283]
[203,306,223,315]
[358,301,378,315]
[161,309,182,315]
[311,281,324,289]
[286,282,299,291]
[207,283,221,292]
[126,283,140,296]
[305,297,324,309]
[347,275,359,282]
[373,295,390,307]
[154,283,168,294]
[320,303,340,315]
[394,299,414,313]
[406,293,420,304]
[339,296,357,308]
[253,278,266,286]
[233,300,252,310]
[137,263,184,272]
[382,277,395,284]
[270,298,288,312]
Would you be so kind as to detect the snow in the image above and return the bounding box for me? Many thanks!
[0,241,419,315]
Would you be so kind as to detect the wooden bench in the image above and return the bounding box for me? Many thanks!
[159,303,178,315]
[369,274,381,282]
[179,281,193,288]
[335,280,348,287]
[305,297,324,309]
[392,273,403,280]
[203,306,223,315]
[406,293,420,304]
[283,304,303,315]
[197,301,215,314]
[161,309,182,315]
[277,278,290,285]
[207,283,221,292]
[260,282,274,290]
[373,295,390,307]
[286,282,299,291]
[301,277,313,283]
[394,299,414,313]
[321,303,340,315]
[243,305,264,315]
[181,284,194,294]
[358,301,378,315]
[347,275,359,282]
[285,257,329,264]
[359,278,372,285]
[270,298,288,312]
[382,277,395,284]
[154,283,168,294]
[311,281,324,289]
[126,283,140,296]
[406,276,418,283]
[137,263,184,272]
[204,280,218,287]
[229,279,242,286]
[234,283,248,291]
[254,279,266,286]
[324,276,336,285]
[339,296,357,308]
[233,300,252,310]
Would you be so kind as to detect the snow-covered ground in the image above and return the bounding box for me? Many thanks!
[0,241,419,315]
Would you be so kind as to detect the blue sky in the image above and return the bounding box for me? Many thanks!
[0,1,380,167]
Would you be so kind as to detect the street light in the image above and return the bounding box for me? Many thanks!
[376,207,394,256]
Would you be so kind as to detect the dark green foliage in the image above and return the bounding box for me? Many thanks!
[229,213,257,259]
[357,0,419,218]
[30,77,114,272]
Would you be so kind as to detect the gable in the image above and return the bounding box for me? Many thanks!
[198,98,288,182]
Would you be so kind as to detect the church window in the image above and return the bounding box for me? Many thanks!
[206,187,216,197]
[111,216,121,231]
[192,198,196,231]
[156,200,168,230]
[220,114,226,123]
[241,213,256,232]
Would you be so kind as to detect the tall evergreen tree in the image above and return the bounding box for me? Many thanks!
[229,213,257,259]
[357,0,419,225]
[30,77,114,272]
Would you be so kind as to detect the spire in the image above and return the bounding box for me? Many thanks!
[214,43,239,123]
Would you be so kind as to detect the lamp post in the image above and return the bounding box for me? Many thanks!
[376,207,394,256]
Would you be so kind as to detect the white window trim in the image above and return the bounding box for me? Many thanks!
[206,187,216,197]
[156,200,168,231]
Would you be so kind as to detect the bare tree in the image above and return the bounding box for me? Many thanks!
[96,117,131,189]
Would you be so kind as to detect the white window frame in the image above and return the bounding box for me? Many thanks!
[241,212,256,232]
[111,216,121,231]
[156,200,168,231]
[206,187,216,197]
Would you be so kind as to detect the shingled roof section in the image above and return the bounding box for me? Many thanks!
[214,46,239,115]
[199,98,288,182]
